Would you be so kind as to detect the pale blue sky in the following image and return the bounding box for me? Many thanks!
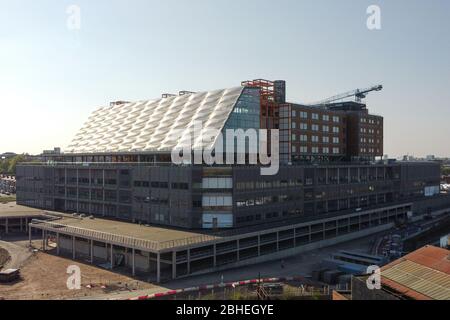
[1,0,449,157]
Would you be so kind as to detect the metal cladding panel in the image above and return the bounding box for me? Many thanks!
[66,87,244,154]
[382,260,450,300]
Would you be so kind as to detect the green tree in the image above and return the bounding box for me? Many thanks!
[0,155,26,174]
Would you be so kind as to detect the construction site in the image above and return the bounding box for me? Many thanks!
[3,78,450,299]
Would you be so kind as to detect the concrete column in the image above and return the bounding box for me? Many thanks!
[72,236,76,259]
[20,218,23,232]
[110,244,114,269]
[276,232,279,251]
[187,249,191,274]
[28,225,32,247]
[257,235,261,256]
[171,251,176,280]
[65,167,68,211]
[294,228,297,247]
[76,169,79,213]
[213,244,217,267]
[102,170,106,217]
[90,240,94,263]
[323,223,326,240]
[5,218,8,234]
[56,233,60,255]
[156,252,161,283]
[42,229,46,251]
[132,248,136,276]
[89,169,92,214]
[25,218,28,232]
[236,240,240,262]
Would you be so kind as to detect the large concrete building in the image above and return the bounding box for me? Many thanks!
[12,79,450,282]
[16,79,442,230]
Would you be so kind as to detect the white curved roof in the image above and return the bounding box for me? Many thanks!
[65,86,244,154]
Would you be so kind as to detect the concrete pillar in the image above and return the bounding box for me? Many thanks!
[213,244,217,267]
[132,248,136,276]
[276,232,279,251]
[156,252,161,283]
[20,218,23,232]
[25,218,28,232]
[72,236,76,259]
[76,168,79,213]
[42,229,46,251]
[5,218,8,234]
[171,251,176,280]
[110,244,114,269]
[56,233,60,255]
[187,249,191,275]
[257,235,261,256]
[90,240,94,263]
[236,240,240,262]
[28,225,32,247]
[294,228,297,247]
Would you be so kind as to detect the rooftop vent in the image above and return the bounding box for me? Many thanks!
[179,91,196,96]
[110,101,130,107]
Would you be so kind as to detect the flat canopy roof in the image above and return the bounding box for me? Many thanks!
[53,216,215,244]
[0,203,47,218]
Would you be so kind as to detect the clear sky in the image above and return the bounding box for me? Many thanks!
[1,0,449,157]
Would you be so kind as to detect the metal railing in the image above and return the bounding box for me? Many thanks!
[30,219,160,251]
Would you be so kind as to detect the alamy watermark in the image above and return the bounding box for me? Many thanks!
[66,4,81,31]
[170,121,279,176]
[367,5,381,30]
[66,265,81,290]
[366,265,381,290]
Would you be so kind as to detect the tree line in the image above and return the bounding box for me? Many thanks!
[0,155,27,175]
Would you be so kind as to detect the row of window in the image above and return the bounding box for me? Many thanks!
[236,209,302,224]
[361,128,380,134]
[202,195,233,207]
[149,181,189,190]
[361,138,380,144]
[202,177,232,189]
[236,194,302,207]
[361,118,381,125]
[292,146,341,154]
[292,110,340,123]
[236,179,303,191]
[292,123,340,133]
[361,148,379,154]
[292,134,340,144]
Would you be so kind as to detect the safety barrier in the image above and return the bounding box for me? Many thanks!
[127,276,307,300]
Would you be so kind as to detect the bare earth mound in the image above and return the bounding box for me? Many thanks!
[0,247,11,269]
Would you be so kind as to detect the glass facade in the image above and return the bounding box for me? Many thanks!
[222,87,260,131]
[221,87,260,155]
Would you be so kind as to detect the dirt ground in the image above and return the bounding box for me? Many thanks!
[0,251,157,300]
[0,248,10,269]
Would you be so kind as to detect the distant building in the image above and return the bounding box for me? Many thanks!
[350,246,450,300]
[0,152,17,160]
